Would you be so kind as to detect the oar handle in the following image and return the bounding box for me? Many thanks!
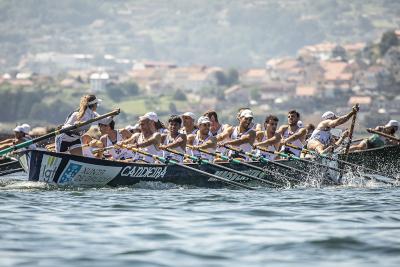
[366,128,400,142]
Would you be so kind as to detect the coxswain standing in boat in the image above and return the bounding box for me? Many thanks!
[159,115,187,162]
[306,106,359,154]
[349,119,399,152]
[0,124,36,151]
[189,116,217,162]
[55,94,100,156]
[217,109,256,160]
[98,117,133,160]
[277,110,307,157]
[123,112,161,163]
[253,115,281,161]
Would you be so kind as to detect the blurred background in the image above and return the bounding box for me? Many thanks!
[0,0,399,134]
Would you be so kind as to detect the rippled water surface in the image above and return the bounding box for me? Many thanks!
[1,173,400,267]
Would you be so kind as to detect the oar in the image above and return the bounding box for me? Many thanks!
[284,143,398,181]
[188,145,295,184]
[270,145,395,185]
[0,168,24,176]
[223,145,310,177]
[256,146,346,174]
[338,104,359,182]
[123,145,255,190]
[0,109,121,156]
[164,148,281,187]
[0,158,19,168]
[366,128,400,143]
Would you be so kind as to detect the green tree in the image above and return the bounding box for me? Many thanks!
[173,89,187,101]
[379,30,399,56]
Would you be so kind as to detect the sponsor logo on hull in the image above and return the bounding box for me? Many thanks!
[120,166,168,179]
[39,154,62,182]
[58,160,122,186]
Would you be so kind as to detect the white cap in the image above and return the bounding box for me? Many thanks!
[385,120,399,128]
[139,112,158,122]
[21,123,31,134]
[240,109,254,118]
[14,125,27,134]
[182,112,196,120]
[197,116,211,125]
[322,111,336,120]
[98,117,113,125]
[297,121,304,128]
[88,97,102,105]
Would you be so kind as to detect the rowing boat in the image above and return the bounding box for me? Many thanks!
[15,145,399,188]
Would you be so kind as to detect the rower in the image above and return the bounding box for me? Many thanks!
[254,115,281,161]
[159,115,187,162]
[189,116,217,162]
[180,112,198,135]
[307,106,359,154]
[349,119,399,152]
[277,110,307,157]
[123,112,162,163]
[203,110,231,156]
[218,109,256,160]
[0,124,36,151]
[55,94,100,155]
[81,127,103,158]
[98,117,133,160]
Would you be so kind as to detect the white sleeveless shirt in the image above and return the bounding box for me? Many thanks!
[256,132,276,161]
[192,132,215,161]
[162,134,185,162]
[281,127,303,157]
[228,126,253,160]
[105,130,134,160]
[134,133,161,163]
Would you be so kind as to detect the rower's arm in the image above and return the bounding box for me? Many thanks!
[164,134,187,149]
[0,138,14,145]
[186,134,195,146]
[99,136,108,148]
[283,128,307,144]
[197,136,217,150]
[223,130,256,146]
[255,131,264,142]
[123,133,139,145]
[137,132,161,148]
[276,125,287,137]
[254,133,281,147]
[327,107,358,128]
[216,126,233,142]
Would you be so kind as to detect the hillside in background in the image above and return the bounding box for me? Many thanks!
[1,0,400,69]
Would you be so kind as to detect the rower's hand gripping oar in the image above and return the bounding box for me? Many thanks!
[0,109,121,156]
[164,147,281,187]
[188,145,294,185]
[222,144,309,177]
[121,145,255,190]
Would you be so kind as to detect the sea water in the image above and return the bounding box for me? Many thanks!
[1,173,400,267]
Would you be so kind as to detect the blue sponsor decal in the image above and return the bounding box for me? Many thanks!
[58,163,82,184]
